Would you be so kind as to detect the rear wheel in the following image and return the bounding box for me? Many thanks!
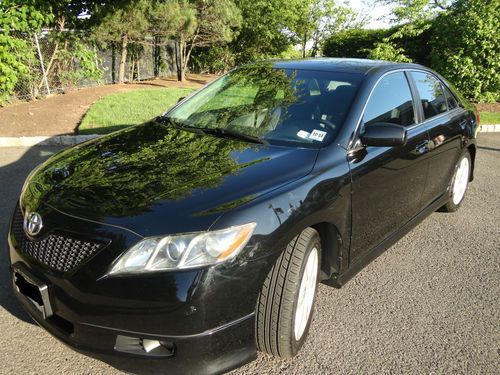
[255,228,321,358]
[441,151,471,212]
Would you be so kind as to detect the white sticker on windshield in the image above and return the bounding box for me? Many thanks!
[297,130,310,139]
[309,129,327,142]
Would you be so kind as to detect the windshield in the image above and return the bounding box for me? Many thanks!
[165,63,363,148]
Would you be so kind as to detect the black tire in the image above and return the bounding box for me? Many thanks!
[440,151,471,213]
[255,227,321,358]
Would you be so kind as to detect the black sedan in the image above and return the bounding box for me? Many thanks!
[8,58,478,374]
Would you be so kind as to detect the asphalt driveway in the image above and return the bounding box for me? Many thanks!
[0,134,498,374]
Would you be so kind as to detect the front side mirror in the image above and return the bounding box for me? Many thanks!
[360,122,407,147]
[177,96,186,103]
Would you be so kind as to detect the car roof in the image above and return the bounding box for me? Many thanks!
[265,58,425,75]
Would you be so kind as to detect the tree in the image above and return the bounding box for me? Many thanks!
[230,0,304,63]
[35,0,94,89]
[92,0,150,83]
[323,28,390,58]
[0,0,52,102]
[294,0,358,58]
[431,0,500,102]
[148,0,196,80]
[368,0,451,62]
[174,0,241,81]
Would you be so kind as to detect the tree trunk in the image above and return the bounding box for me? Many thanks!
[175,39,185,82]
[118,34,128,83]
[301,34,307,58]
[37,17,65,90]
[153,36,160,77]
[111,43,116,83]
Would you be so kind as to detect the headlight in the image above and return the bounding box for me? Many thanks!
[108,223,256,275]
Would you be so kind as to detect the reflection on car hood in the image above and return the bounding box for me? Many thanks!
[21,121,319,236]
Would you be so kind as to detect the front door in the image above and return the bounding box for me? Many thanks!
[348,71,430,263]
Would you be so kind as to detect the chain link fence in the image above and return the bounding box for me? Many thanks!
[10,30,176,102]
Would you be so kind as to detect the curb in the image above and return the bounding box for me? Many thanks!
[0,125,499,147]
[480,124,500,133]
[0,134,100,147]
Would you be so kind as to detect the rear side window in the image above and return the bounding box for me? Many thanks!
[411,72,448,119]
[443,85,458,110]
[364,72,415,127]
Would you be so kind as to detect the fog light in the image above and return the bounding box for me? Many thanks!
[115,335,175,357]
[142,339,162,353]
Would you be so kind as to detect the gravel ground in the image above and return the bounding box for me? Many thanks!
[1,134,499,375]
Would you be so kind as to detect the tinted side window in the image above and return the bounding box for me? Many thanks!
[411,72,447,119]
[443,85,458,110]
[364,72,415,127]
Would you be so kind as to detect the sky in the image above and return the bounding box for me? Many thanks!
[346,0,395,29]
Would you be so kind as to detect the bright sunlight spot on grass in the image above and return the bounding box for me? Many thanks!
[78,88,194,134]
[479,112,500,125]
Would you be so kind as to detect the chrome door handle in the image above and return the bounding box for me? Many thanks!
[416,140,429,154]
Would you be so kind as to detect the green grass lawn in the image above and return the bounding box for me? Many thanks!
[78,88,194,134]
[479,112,500,125]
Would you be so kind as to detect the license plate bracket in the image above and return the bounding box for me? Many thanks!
[12,265,53,319]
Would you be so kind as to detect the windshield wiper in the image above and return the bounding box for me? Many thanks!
[200,127,268,145]
[158,116,207,135]
[158,117,267,145]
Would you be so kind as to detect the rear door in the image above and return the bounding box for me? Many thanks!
[408,71,467,206]
[348,71,430,263]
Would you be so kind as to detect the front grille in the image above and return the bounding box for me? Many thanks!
[11,206,105,273]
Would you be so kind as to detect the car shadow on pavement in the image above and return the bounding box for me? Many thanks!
[477,145,500,152]
[0,140,64,324]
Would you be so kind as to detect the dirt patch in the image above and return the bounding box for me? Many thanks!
[476,102,500,112]
[0,74,216,137]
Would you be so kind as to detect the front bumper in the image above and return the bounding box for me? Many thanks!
[8,206,279,374]
[12,272,256,374]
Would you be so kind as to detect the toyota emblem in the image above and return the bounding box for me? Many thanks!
[24,212,43,236]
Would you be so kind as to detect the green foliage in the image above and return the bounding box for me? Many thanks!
[92,0,150,46]
[148,0,197,39]
[176,0,241,79]
[294,0,358,57]
[278,45,303,60]
[368,40,412,62]
[79,88,194,134]
[42,0,91,29]
[58,39,102,87]
[367,0,447,63]
[192,44,237,74]
[325,0,498,102]
[189,0,242,47]
[230,0,304,63]
[0,0,52,102]
[430,0,500,102]
[0,0,50,32]
[323,28,390,58]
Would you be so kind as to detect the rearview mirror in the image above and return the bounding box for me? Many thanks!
[360,123,407,147]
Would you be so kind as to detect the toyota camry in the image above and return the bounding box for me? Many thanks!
[8,58,478,374]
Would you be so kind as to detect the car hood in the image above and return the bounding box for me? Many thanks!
[21,121,319,236]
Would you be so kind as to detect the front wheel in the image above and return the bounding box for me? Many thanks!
[255,228,321,358]
[440,151,471,212]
